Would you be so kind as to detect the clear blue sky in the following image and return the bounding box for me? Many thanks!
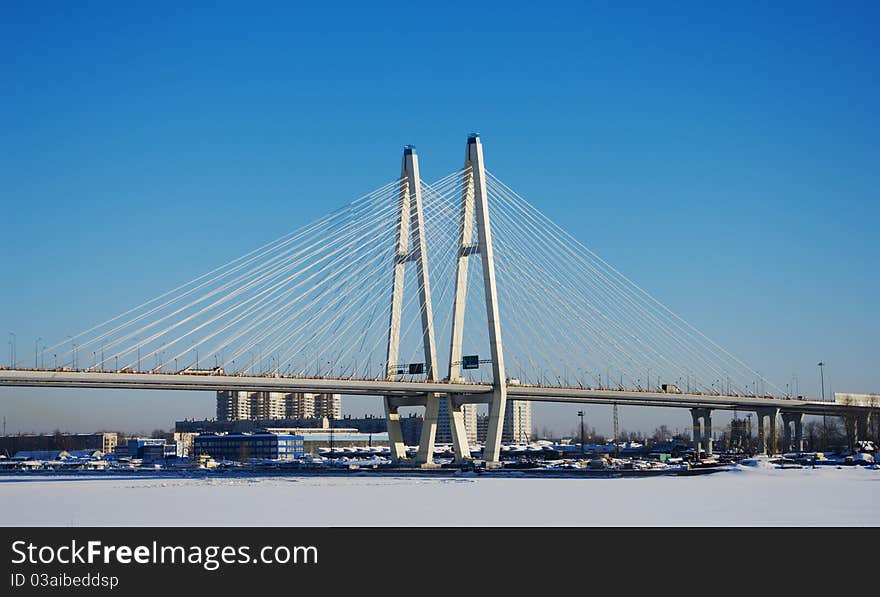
[1,2,878,436]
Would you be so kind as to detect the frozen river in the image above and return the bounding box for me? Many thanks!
[1,465,878,526]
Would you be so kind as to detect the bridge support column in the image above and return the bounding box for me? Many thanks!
[414,393,441,466]
[445,394,472,463]
[690,409,703,455]
[844,414,855,453]
[756,415,765,455]
[384,397,407,462]
[857,414,869,449]
[690,408,713,456]
[781,412,804,453]
[703,410,713,456]
[844,413,868,453]
[795,415,804,452]
[755,408,779,455]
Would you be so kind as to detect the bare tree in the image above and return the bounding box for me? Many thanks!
[651,425,671,443]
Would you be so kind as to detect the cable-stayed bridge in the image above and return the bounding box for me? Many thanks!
[0,135,871,465]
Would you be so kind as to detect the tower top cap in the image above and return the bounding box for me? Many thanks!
[467,133,481,142]
[403,144,416,154]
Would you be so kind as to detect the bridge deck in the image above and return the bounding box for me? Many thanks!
[0,368,864,416]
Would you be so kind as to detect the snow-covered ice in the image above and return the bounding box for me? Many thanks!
[1,466,878,526]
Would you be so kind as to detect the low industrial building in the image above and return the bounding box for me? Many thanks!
[177,414,421,447]
[263,428,389,454]
[11,450,71,461]
[115,438,179,461]
[0,432,118,457]
[194,432,304,461]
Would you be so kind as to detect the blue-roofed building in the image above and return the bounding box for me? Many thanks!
[194,432,304,461]
[126,438,168,462]
[67,449,103,460]
[11,450,70,461]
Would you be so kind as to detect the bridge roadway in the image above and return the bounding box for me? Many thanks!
[0,368,865,416]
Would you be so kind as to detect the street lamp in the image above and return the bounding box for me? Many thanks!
[330,350,341,377]
[8,332,16,368]
[577,410,585,456]
[818,361,827,450]
[34,337,43,369]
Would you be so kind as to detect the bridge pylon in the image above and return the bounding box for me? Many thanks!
[447,134,508,466]
[383,145,443,465]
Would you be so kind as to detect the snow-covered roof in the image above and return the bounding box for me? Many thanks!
[12,450,71,461]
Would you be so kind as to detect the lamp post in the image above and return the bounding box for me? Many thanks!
[330,350,342,378]
[577,410,585,456]
[34,337,43,369]
[8,332,15,368]
[818,362,827,450]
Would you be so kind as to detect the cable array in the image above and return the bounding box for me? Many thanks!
[46,174,462,382]
[40,164,781,398]
[483,170,783,397]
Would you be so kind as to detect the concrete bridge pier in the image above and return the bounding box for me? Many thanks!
[857,414,869,447]
[781,412,804,453]
[690,408,713,456]
[383,396,408,462]
[755,408,780,455]
[844,413,870,452]
[690,410,702,455]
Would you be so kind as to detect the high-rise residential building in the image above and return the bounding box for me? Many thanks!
[217,391,253,421]
[216,391,341,422]
[251,392,287,420]
[474,403,532,444]
[476,414,489,443]
[311,393,341,420]
[435,400,478,445]
[502,400,532,443]
[284,393,315,419]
